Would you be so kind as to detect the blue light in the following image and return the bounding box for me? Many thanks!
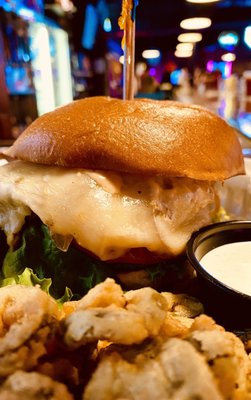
[81,4,98,50]
[1,0,45,22]
[206,60,229,77]
[18,6,35,20]
[244,26,251,49]
[149,67,156,77]
[218,31,239,49]
[238,113,251,139]
[103,17,111,32]
[170,69,182,85]
[1,1,12,12]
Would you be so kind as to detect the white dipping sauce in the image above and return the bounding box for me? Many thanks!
[200,241,251,296]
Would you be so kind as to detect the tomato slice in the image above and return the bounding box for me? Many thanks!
[79,244,168,266]
[107,247,168,265]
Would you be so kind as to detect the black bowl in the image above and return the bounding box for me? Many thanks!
[186,220,251,330]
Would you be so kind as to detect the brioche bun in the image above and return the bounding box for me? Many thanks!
[5,96,244,180]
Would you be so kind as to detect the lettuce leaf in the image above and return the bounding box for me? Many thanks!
[0,218,170,301]
[0,218,114,300]
[0,267,72,305]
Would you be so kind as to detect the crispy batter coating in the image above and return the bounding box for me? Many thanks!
[83,337,224,400]
[160,312,193,338]
[63,280,203,348]
[63,284,168,347]
[64,305,149,346]
[62,278,126,316]
[83,319,251,400]
[0,285,61,376]
[124,287,168,335]
[0,371,73,399]
[0,279,250,400]
[187,317,251,399]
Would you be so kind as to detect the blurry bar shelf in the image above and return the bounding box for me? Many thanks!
[1,0,58,27]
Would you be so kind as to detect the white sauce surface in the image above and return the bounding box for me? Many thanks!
[200,241,251,296]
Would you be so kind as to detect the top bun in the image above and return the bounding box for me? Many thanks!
[5,96,244,180]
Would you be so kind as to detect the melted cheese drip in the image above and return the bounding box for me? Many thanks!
[0,161,217,261]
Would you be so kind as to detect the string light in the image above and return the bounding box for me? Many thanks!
[178,33,202,43]
[180,17,212,30]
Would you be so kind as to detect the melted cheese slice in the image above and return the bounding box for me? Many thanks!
[0,161,217,261]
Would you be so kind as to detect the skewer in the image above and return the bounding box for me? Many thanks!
[119,0,138,100]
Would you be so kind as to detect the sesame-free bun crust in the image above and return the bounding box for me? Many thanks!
[6,96,244,180]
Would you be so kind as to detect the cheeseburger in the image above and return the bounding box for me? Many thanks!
[0,97,245,300]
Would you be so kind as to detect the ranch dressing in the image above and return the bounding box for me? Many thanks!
[200,241,251,297]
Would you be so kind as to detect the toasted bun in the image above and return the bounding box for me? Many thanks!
[5,96,244,180]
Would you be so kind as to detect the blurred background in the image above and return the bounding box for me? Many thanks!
[1,0,251,152]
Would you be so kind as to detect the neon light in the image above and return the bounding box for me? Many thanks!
[218,32,239,47]
[206,60,214,73]
[17,7,35,20]
[224,62,232,78]
[82,4,98,50]
[170,70,182,85]
[149,68,156,76]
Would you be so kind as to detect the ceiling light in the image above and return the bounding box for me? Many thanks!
[221,53,236,62]
[186,0,220,3]
[142,49,160,59]
[176,43,194,51]
[174,50,193,58]
[180,17,212,30]
[178,33,202,43]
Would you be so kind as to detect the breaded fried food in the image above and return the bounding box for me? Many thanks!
[63,287,167,347]
[63,279,201,347]
[0,285,61,376]
[0,371,73,399]
[61,280,250,400]
[187,315,251,399]
[64,306,151,346]
[83,319,251,400]
[63,279,168,347]
[0,279,249,399]
[83,337,223,400]
[62,278,126,316]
